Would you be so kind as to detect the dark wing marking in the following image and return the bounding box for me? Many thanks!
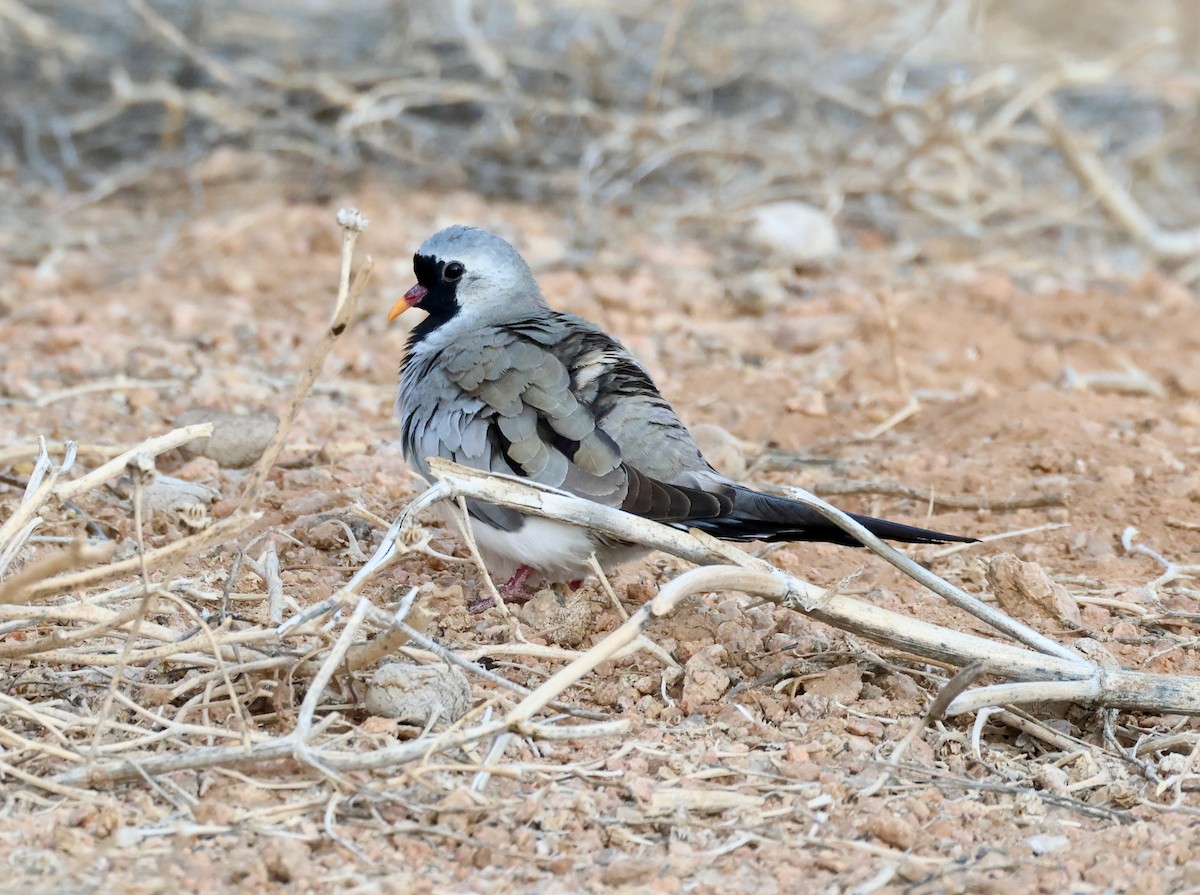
[433,317,736,524]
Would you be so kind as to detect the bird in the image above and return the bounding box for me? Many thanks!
[390,225,975,593]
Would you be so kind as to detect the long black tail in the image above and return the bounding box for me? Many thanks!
[688,486,977,547]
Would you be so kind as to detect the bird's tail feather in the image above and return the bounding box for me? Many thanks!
[687,487,976,547]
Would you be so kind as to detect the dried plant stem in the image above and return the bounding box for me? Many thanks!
[122,0,242,89]
[0,541,114,606]
[420,458,1080,663]
[16,512,257,604]
[0,439,75,550]
[88,461,156,755]
[860,662,987,797]
[49,707,625,789]
[54,424,212,503]
[451,495,509,617]
[0,601,179,639]
[238,211,373,510]
[1,622,275,666]
[775,483,1084,663]
[1035,94,1200,261]
[398,460,1200,719]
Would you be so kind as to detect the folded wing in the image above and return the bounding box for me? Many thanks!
[410,314,973,547]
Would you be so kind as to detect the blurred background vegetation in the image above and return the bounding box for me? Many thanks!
[2,0,1199,277]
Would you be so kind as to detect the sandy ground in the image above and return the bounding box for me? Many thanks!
[2,159,1200,894]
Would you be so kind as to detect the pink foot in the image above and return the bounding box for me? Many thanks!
[501,565,534,600]
[468,565,534,613]
[567,579,584,591]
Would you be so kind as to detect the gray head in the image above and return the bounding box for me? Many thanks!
[388,226,546,331]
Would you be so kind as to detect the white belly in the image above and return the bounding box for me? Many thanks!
[469,515,600,580]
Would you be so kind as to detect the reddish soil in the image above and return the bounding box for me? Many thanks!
[2,162,1200,893]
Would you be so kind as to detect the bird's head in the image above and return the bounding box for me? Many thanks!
[388,225,545,328]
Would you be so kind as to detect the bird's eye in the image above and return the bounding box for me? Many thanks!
[444,262,466,282]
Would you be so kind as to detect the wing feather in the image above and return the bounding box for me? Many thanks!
[400,314,736,527]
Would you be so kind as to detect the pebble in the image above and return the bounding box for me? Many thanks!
[865,814,916,850]
[986,553,1081,628]
[731,270,789,314]
[1099,465,1136,489]
[681,645,731,712]
[174,406,279,468]
[364,663,471,724]
[746,201,840,265]
[804,663,863,703]
[1025,835,1070,856]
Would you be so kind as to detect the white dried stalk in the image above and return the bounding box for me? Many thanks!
[773,483,1085,664]
[0,517,48,580]
[15,512,256,605]
[405,459,1200,720]
[53,424,210,503]
[238,210,372,510]
[1035,93,1200,261]
[262,542,284,625]
[0,438,76,552]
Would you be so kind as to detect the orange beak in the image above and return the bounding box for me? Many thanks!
[388,284,429,322]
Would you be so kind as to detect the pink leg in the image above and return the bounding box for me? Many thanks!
[567,579,584,591]
[501,565,534,599]
[468,565,534,613]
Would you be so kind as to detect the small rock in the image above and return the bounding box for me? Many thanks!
[681,644,731,712]
[1091,782,1139,808]
[865,814,916,850]
[601,860,659,887]
[1033,763,1070,794]
[174,456,221,484]
[1025,834,1069,856]
[292,515,367,552]
[771,314,857,353]
[175,406,279,468]
[1176,471,1200,503]
[1074,637,1119,669]
[805,662,863,703]
[1159,752,1188,777]
[986,553,1081,629]
[1028,344,1062,381]
[1068,531,1115,561]
[784,390,828,417]
[518,588,597,648]
[519,588,561,629]
[281,491,338,517]
[731,270,789,314]
[715,701,756,729]
[365,663,471,725]
[304,519,348,550]
[844,734,874,754]
[1176,404,1200,427]
[846,717,884,739]
[1110,620,1139,640]
[1170,364,1200,399]
[1099,465,1135,490]
[1079,604,1112,628]
[746,201,840,265]
[262,838,311,883]
[883,672,922,702]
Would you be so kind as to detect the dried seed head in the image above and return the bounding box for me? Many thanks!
[336,208,369,232]
[177,503,211,531]
[125,453,157,484]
